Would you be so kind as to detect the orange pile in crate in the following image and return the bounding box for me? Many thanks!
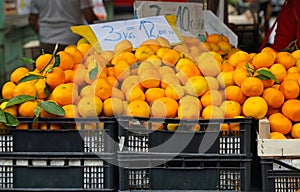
[0,33,300,137]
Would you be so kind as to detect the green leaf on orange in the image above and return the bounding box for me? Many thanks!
[40,101,65,116]
[255,69,279,83]
[19,74,43,83]
[34,105,41,122]
[53,54,60,68]
[89,64,98,80]
[0,109,7,124]
[4,112,19,126]
[20,57,35,65]
[6,95,35,108]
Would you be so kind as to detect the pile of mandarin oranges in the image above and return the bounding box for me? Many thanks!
[1,33,300,139]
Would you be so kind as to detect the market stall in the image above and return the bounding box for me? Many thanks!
[0,0,300,191]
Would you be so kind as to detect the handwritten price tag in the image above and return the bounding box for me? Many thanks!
[90,16,181,51]
[134,1,205,41]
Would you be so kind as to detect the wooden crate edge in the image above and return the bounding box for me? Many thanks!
[257,138,300,157]
[257,118,300,157]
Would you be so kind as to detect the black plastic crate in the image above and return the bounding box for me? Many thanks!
[118,153,252,191]
[261,158,300,192]
[0,117,118,153]
[0,154,117,191]
[118,116,257,155]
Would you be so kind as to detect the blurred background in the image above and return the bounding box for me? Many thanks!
[108,0,284,52]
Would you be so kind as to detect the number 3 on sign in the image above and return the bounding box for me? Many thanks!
[90,16,180,51]
[102,26,136,42]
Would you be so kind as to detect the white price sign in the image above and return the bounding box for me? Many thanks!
[134,1,205,40]
[90,16,181,51]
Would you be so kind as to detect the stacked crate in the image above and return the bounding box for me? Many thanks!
[0,116,261,191]
[117,116,258,191]
[0,117,118,191]
[258,118,300,192]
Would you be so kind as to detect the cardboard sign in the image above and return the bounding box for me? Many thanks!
[89,15,181,51]
[203,10,238,47]
[134,1,206,41]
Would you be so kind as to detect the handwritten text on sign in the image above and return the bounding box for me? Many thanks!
[134,1,205,40]
[90,16,181,51]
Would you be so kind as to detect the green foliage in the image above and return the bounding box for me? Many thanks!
[245,63,254,76]
[0,110,6,123]
[1,94,65,126]
[5,112,19,126]
[228,0,238,6]
[0,109,19,126]
[53,54,61,68]
[34,105,41,122]
[6,95,35,108]
[245,63,279,83]
[20,57,35,65]
[106,63,113,68]
[18,74,43,83]
[0,43,66,127]
[89,63,98,80]
[40,101,65,116]
[255,69,279,83]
